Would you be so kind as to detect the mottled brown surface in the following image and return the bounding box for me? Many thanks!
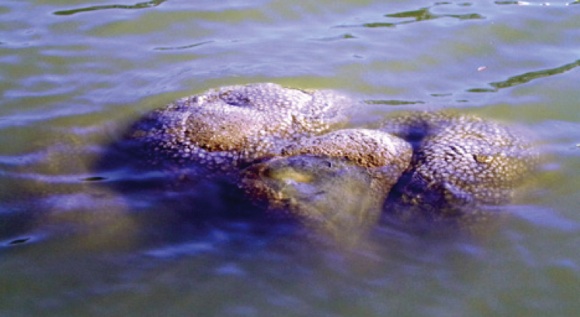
[380,111,540,230]
[239,129,413,242]
[121,84,539,236]
[127,83,353,173]
[280,128,412,193]
[239,156,385,244]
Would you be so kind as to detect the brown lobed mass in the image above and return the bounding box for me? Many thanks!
[239,129,412,242]
[126,83,353,173]
[380,111,540,229]
[121,83,539,237]
[280,128,412,194]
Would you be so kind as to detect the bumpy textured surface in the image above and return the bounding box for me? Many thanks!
[280,128,412,193]
[126,83,353,173]
[239,156,383,243]
[239,129,413,242]
[380,111,539,228]
[121,83,539,236]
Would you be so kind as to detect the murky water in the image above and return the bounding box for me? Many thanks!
[1,0,579,316]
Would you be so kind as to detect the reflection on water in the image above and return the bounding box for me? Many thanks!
[53,0,167,16]
[496,1,579,6]
[338,3,485,29]
[364,99,425,105]
[1,0,579,316]
[154,40,215,51]
[382,6,485,24]
[469,59,580,92]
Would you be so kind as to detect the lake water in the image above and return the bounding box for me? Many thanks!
[1,0,579,316]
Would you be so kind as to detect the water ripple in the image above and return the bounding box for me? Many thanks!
[337,5,485,29]
[0,1,579,315]
[468,59,580,93]
[53,0,166,16]
[153,40,215,51]
[495,1,579,6]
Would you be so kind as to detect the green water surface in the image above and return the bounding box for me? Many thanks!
[1,0,579,316]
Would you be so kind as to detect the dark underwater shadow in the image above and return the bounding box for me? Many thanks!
[89,120,304,248]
